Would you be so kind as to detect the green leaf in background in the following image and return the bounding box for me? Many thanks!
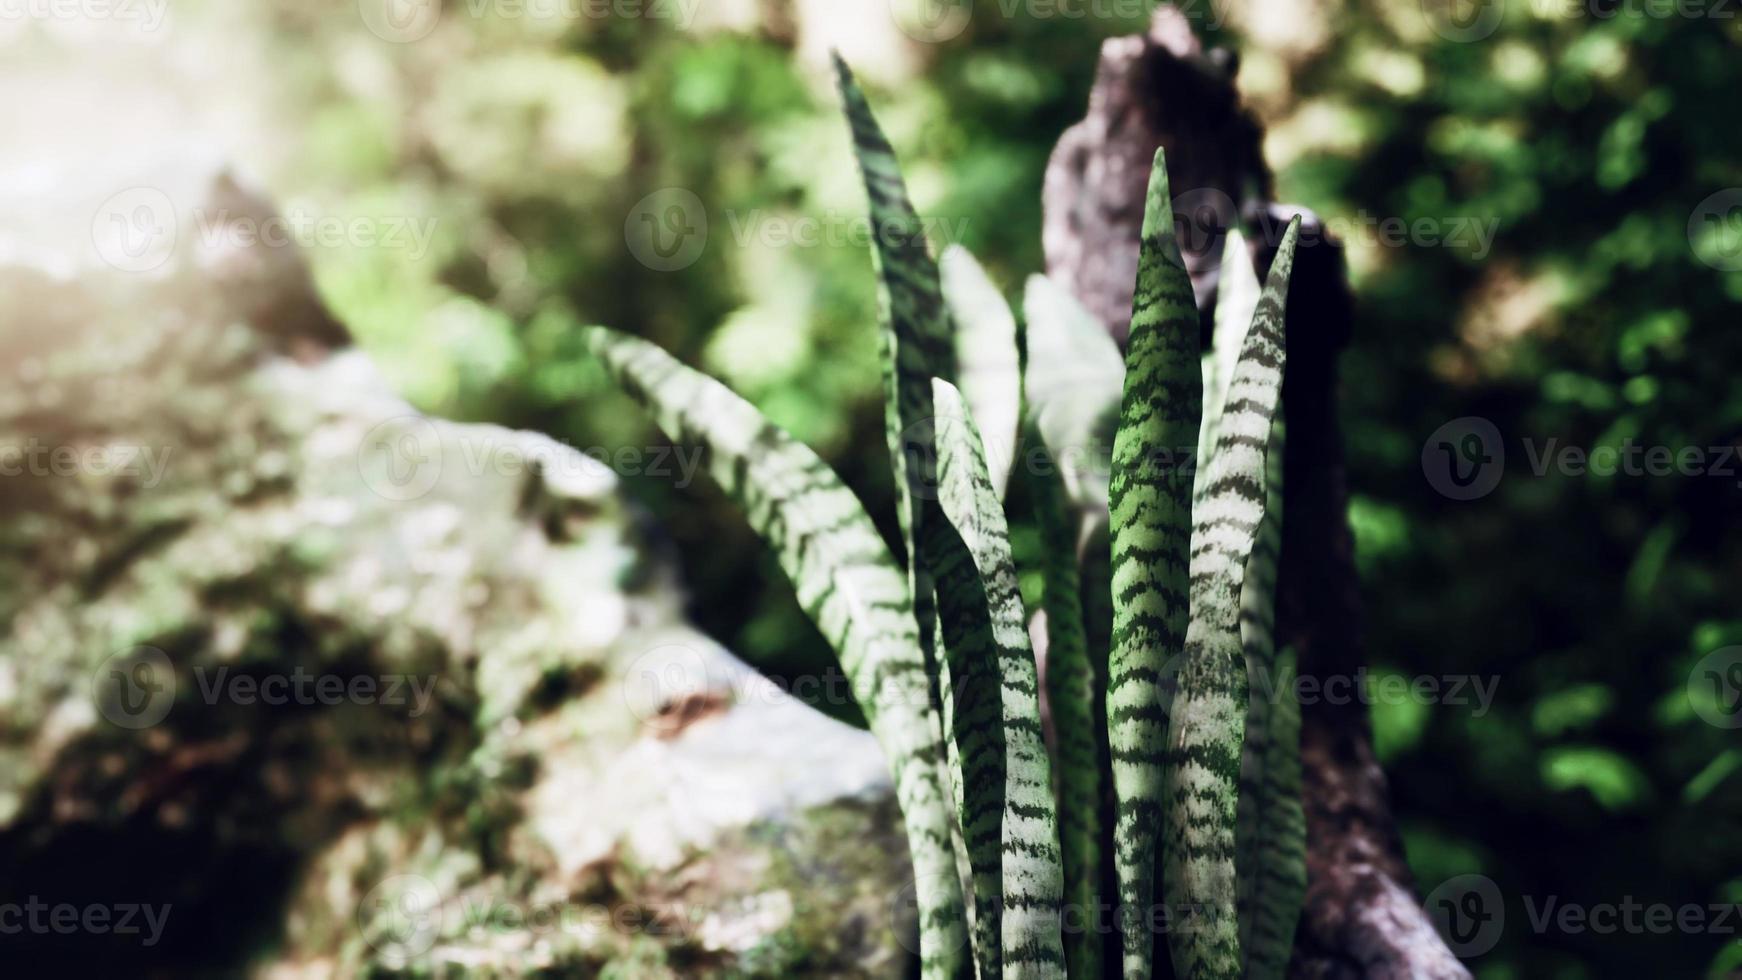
[930,378,1065,977]
[1541,746,1654,812]
[1166,215,1299,980]
[1026,421,1103,980]
[580,327,968,977]
[1107,148,1204,979]
[941,245,1022,499]
[1024,273,1126,513]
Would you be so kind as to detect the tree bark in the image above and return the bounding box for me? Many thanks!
[1040,10,1469,978]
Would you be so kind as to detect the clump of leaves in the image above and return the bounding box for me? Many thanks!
[587,56,1303,980]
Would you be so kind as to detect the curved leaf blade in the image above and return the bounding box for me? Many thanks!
[834,55,984,973]
[581,326,968,976]
[832,52,958,565]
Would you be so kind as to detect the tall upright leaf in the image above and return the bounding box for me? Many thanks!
[942,245,1021,499]
[1233,413,1285,956]
[1027,422,1103,980]
[924,507,1006,976]
[1107,148,1203,978]
[931,378,1065,978]
[581,327,968,977]
[1242,647,1306,980]
[1240,556,1306,976]
[1196,228,1262,502]
[1230,245,1306,980]
[835,54,995,972]
[832,51,957,613]
[1164,217,1300,980]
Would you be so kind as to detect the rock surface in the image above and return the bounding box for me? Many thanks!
[0,172,912,977]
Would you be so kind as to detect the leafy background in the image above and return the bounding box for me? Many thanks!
[31,0,1742,975]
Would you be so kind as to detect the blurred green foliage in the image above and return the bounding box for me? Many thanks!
[242,1,1740,976]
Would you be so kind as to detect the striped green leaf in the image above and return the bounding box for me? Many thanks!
[1024,274,1126,513]
[581,327,968,977]
[930,378,1065,978]
[834,54,985,972]
[833,50,957,607]
[1164,217,1300,980]
[1027,421,1103,980]
[1107,148,1203,979]
[941,245,1021,499]
[1196,228,1262,502]
[1231,253,1305,980]
[1242,653,1306,979]
[923,502,1005,975]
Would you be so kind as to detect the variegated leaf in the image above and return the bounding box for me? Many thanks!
[1107,148,1203,979]
[1196,227,1262,503]
[930,378,1065,978]
[834,59,983,973]
[1165,217,1300,980]
[582,327,968,977]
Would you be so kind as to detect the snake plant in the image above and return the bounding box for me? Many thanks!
[587,57,1304,980]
